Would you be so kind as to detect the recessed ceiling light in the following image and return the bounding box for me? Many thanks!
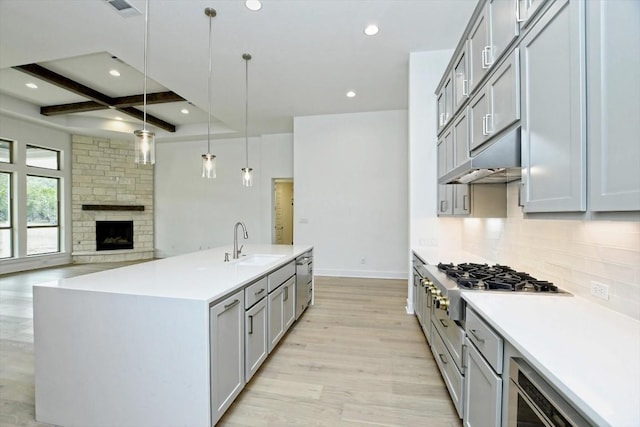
[364,24,379,36]
[181,108,190,114]
[346,90,356,98]
[109,69,121,77]
[25,82,38,89]
[115,116,123,121]
[245,0,262,11]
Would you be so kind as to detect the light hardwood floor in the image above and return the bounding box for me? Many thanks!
[0,265,461,427]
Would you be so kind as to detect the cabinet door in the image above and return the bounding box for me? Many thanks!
[489,0,519,63]
[469,4,490,92]
[469,89,490,151]
[268,285,285,353]
[283,276,296,330]
[487,48,520,137]
[453,108,470,168]
[453,44,469,113]
[210,290,245,424]
[437,86,446,133]
[454,185,470,216]
[444,72,453,126]
[437,128,454,178]
[520,0,586,212]
[245,298,268,382]
[463,338,501,427]
[587,0,640,212]
[438,185,454,216]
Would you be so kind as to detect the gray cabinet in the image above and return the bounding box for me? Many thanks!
[489,0,519,62]
[453,44,470,114]
[470,49,519,151]
[268,285,285,353]
[469,5,491,93]
[245,277,269,378]
[210,290,245,425]
[453,108,470,169]
[283,276,296,330]
[587,0,640,212]
[437,73,454,133]
[520,0,586,212]
[464,337,502,427]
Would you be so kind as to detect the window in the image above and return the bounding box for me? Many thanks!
[26,145,59,170]
[0,172,11,258]
[0,139,11,163]
[26,175,59,255]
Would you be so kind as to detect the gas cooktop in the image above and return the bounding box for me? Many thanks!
[437,262,560,293]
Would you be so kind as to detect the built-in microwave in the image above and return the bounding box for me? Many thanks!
[508,358,594,427]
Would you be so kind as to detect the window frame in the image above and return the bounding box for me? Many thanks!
[26,144,60,171]
[0,171,12,259]
[25,174,60,256]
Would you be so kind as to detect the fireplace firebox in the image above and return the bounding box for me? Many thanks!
[96,221,134,251]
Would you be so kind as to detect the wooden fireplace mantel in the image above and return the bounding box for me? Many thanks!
[81,205,145,211]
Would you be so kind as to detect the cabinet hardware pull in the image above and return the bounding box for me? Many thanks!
[223,299,239,311]
[248,315,253,334]
[255,288,265,296]
[439,318,449,328]
[469,329,485,343]
[439,113,446,126]
[284,286,288,301]
[482,115,488,136]
[438,353,448,365]
[463,194,468,211]
[486,113,493,134]
[462,79,469,97]
[482,46,493,68]
[515,0,525,22]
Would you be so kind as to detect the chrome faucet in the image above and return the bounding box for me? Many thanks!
[233,222,248,259]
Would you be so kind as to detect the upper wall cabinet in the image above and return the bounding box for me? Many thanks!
[453,43,470,114]
[468,6,491,93]
[488,0,520,66]
[437,73,454,133]
[520,0,586,212]
[587,0,640,212]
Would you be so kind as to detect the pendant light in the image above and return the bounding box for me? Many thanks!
[241,53,253,187]
[134,0,155,165]
[202,7,217,179]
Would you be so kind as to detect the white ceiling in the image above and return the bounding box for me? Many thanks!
[0,0,476,141]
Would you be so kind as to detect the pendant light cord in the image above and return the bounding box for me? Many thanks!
[143,0,149,131]
[207,10,213,154]
[245,56,249,167]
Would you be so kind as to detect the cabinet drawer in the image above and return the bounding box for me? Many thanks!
[245,276,268,309]
[268,261,295,292]
[466,308,503,374]
[432,307,465,371]
[432,328,464,419]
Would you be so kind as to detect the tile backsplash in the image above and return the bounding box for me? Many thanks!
[457,182,640,320]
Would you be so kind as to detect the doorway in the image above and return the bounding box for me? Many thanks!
[273,179,293,244]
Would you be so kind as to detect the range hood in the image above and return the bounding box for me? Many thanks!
[439,127,522,184]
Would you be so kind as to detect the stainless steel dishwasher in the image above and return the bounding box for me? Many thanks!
[295,252,313,319]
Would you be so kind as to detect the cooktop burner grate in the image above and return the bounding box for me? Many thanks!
[438,262,559,293]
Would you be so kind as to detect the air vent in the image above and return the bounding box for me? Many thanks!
[103,0,141,17]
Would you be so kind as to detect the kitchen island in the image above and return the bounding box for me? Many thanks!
[33,244,313,427]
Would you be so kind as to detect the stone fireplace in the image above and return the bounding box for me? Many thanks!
[71,135,154,263]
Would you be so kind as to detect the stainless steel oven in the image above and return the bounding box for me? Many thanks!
[508,358,593,427]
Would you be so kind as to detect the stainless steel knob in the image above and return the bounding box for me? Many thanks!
[436,297,449,310]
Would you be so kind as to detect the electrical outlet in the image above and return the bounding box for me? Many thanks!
[360,257,366,265]
[591,281,609,301]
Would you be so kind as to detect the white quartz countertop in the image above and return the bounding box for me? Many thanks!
[35,244,312,303]
[462,292,640,427]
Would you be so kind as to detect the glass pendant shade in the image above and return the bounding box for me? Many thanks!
[241,167,253,187]
[134,129,155,164]
[202,153,217,179]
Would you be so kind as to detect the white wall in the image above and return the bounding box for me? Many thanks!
[0,114,72,273]
[293,110,408,279]
[154,133,292,258]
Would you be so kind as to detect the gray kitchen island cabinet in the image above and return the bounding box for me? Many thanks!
[587,0,640,212]
[210,290,246,424]
[520,0,586,213]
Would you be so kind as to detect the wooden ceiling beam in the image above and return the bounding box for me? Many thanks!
[13,63,179,132]
[40,91,186,115]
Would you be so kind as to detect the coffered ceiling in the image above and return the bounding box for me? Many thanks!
[0,0,475,141]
